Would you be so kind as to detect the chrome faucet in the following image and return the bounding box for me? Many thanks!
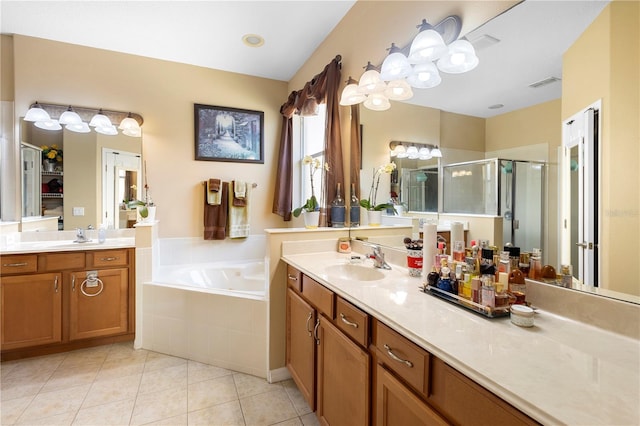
[367,244,392,270]
[74,227,92,243]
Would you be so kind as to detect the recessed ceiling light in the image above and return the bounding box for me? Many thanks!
[488,104,504,110]
[242,34,264,48]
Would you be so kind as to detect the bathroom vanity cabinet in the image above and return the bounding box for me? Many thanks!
[0,248,135,360]
[285,264,537,426]
[286,265,371,425]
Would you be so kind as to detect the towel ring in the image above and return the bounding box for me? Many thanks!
[80,273,104,297]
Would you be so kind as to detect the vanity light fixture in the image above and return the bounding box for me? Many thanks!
[65,122,91,133]
[339,76,367,106]
[343,15,479,110]
[58,106,82,125]
[95,124,118,136]
[34,119,62,131]
[89,109,113,128]
[357,62,386,95]
[389,141,442,159]
[24,102,51,122]
[24,102,144,137]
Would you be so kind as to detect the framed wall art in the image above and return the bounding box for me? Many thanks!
[194,103,264,164]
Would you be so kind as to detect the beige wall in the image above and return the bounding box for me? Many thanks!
[562,1,640,295]
[1,35,14,101]
[12,35,289,238]
[440,111,485,152]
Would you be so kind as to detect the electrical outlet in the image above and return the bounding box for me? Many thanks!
[72,207,85,216]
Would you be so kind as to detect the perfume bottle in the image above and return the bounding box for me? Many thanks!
[330,183,345,228]
[349,183,360,227]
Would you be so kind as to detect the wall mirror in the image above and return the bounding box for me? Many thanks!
[16,104,143,231]
[389,141,439,213]
[358,1,638,304]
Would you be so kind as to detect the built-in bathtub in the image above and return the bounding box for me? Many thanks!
[152,260,266,300]
[141,236,268,378]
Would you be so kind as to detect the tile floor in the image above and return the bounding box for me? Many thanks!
[0,342,318,426]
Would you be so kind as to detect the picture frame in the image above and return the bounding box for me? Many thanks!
[194,103,264,164]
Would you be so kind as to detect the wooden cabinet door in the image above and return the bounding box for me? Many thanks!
[317,316,370,426]
[376,364,448,426]
[69,268,128,340]
[286,288,316,411]
[1,273,62,350]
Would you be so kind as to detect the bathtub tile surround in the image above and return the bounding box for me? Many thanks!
[140,233,268,378]
[0,342,316,425]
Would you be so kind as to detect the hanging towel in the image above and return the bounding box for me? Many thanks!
[228,181,250,238]
[204,181,228,240]
[207,178,222,205]
[233,180,247,207]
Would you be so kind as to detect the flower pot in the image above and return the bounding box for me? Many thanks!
[303,210,320,229]
[145,206,157,223]
[367,210,382,226]
[43,160,56,172]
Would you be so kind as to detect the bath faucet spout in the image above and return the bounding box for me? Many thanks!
[366,244,392,270]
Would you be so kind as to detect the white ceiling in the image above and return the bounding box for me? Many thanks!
[1,0,610,118]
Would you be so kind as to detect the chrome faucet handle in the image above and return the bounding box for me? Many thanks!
[87,224,94,230]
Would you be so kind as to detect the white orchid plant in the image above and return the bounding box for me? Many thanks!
[360,162,397,212]
[293,155,329,217]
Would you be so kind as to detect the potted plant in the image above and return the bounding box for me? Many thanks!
[126,161,155,221]
[41,144,62,172]
[360,162,397,225]
[293,155,329,228]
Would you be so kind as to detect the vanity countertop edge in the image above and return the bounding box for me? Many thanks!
[281,250,640,426]
[0,238,135,254]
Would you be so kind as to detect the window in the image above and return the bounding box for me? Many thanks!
[295,104,327,209]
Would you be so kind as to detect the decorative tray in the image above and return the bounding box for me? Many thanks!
[421,284,511,318]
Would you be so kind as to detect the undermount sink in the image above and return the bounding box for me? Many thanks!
[324,263,386,282]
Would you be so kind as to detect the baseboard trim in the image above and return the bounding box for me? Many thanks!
[268,367,291,383]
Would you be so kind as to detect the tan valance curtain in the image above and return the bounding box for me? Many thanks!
[272,55,344,226]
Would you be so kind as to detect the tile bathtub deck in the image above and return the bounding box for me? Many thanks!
[1,342,317,426]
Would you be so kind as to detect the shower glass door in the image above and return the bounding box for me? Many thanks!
[500,160,545,253]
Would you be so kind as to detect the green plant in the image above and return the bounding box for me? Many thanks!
[360,162,397,213]
[293,155,329,217]
[126,199,149,218]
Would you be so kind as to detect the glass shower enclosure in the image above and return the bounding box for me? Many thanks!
[443,158,545,252]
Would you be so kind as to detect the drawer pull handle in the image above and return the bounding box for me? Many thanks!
[306,312,313,336]
[384,344,413,368]
[340,313,359,328]
[287,274,298,281]
[3,262,28,267]
[100,257,118,261]
[80,272,104,297]
[72,275,76,290]
[313,319,320,345]
[54,276,59,293]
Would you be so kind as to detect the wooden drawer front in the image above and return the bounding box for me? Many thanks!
[1,255,38,275]
[336,297,369,347]
[376,364,448,426]
[40,252,85,272]
[287,264,302,292]
[429,357,538,425]
[89,249,129,268]
[374,321,429,397]
[301,275,334,318]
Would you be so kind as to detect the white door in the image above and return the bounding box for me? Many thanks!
[561,101,600,286]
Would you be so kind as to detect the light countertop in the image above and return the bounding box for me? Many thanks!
[282,250,640,425]
[0,237,135,255]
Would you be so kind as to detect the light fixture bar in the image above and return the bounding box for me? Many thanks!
[27,102,143,127]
